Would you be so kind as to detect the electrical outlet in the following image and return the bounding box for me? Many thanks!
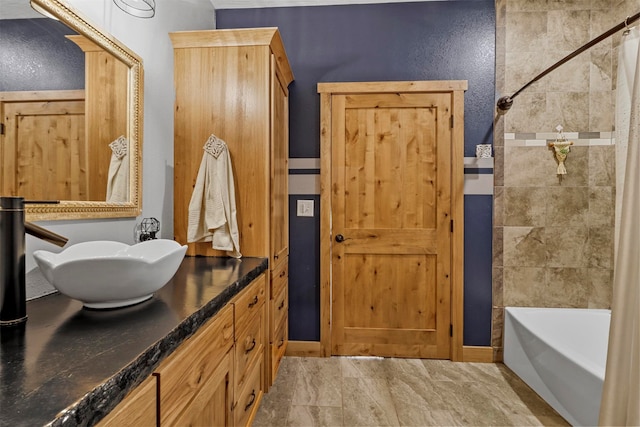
[297,200,314,217]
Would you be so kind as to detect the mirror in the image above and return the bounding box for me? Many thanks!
[0,0,142,220]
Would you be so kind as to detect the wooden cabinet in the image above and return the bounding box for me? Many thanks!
[99,273,268,426]
[170,28,293,390]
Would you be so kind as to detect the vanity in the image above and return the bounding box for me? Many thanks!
[0,256,268,427]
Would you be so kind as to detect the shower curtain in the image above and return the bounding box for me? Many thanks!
[599,27,640,426]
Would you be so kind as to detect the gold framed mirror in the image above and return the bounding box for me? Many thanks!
[1,0,143,220]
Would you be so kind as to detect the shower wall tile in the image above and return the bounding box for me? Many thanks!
[548,0,593,10]
[546,52,590,92]
[585,226,614,268]
[506,0,551,12]
[590,42,613,92]
[546,91,590,130]
[493,267,504,307]
[494,146,504,185]
[503,187,547,226]
[504,52,546,93]
[547,10,591,52]
[504,92,548,132]
[543,268,591,307]
[494,186,504,227]
[589,91,614,131]
[588,186,615,226]
[503,227,546,267]
[587,268,613,308]
[491,307,504,347]
[545,186,590,226]
[590,0,612,9]
[505,12,548,52]
[544,226,589,267]
[589,145,615,186]
[504,146,548,186]
[503,267,546,306]
[494,226,504,267]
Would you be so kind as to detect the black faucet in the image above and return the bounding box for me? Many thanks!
[0,197,68,327]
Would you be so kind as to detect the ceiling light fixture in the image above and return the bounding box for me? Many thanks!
[113,0,156,18]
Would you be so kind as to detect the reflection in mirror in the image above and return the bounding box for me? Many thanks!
[0,0,142,220]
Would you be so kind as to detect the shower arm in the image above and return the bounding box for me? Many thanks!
[497,11,640,114]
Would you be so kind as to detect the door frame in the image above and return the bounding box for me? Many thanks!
[317,81,467,361]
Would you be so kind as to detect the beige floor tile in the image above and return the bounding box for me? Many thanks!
[254,356,570,427]
[287,405,344,427]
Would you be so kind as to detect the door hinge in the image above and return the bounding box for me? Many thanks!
[450,324,453,337]
[450,219,454,233]
[450,115,454,128]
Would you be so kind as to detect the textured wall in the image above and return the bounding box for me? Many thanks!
[218,0,497,346]
[0,19,84,91]
[492,0,637,360]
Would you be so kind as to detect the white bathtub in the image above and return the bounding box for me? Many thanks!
[504,307,610,427]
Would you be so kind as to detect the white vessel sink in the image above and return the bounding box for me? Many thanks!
[33,239,187,309]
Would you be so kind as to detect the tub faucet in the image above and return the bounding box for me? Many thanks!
[0,196,68,327]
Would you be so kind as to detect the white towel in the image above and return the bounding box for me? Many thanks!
[187,134,241,258]
[106,136,129,202]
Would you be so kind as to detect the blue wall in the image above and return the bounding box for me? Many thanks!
[0,18,84,91]
[218,0,495,346]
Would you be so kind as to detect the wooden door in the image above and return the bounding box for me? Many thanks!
[1,91,86,201]
[327,87,457,359]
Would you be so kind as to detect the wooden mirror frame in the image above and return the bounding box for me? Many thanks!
[26,0,143,220]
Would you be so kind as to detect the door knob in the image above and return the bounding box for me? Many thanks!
[335,234,345,243]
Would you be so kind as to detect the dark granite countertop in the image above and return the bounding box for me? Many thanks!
[0,256,268,427]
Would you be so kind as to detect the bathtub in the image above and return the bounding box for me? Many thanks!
[504,307,610,427]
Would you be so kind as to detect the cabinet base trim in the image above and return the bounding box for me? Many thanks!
[461,346,493,363]
[285,341,322,357]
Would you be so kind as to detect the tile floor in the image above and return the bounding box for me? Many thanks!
[253,356,570,426]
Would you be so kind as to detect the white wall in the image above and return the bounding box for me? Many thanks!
[26,0,216,296]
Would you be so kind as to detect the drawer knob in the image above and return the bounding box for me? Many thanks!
[248,296,259,308]
[245,338,256,354]
[244,390,256,411]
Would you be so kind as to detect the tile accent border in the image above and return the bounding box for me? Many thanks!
[505,132,614,147]
[289,157,495,196]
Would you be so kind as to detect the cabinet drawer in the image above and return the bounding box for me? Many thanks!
[270,258,288,297]
[156,304,234,426]
[98,375,157,427]
[234,274,266,334]
[271,283,288,338]
[271,314,288,382]
[235,309,264,392]
[234,356,263,427]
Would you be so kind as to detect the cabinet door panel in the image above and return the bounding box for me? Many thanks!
[234,357,263,427]
[234,274,266,334]
[97,375,156,427]
[173,350,234,427]
[271,313,288,382]
[156,305,234,425]
[235,309,264,392]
